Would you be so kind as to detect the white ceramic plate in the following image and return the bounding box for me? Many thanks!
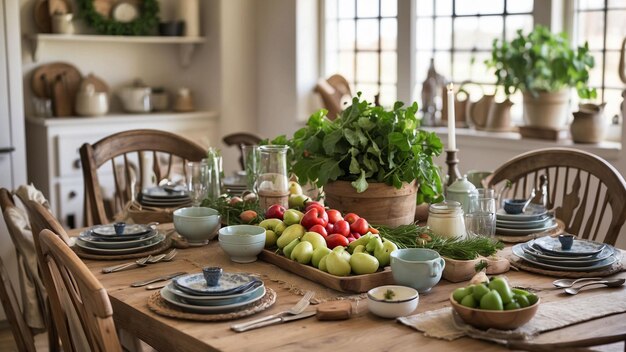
[142,186,189,199]
[496,204,548,221]
[496,219,558,236]
[78,230,159,249]
[160,285,265,313]
[74,233,165,254]
[496,215,553,229]
[511,244,618,271]
[165,282,264,306]
[174,272,258,296]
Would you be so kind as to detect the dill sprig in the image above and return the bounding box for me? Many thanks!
[200,196,264,225]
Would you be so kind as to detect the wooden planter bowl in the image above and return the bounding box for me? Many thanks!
[323,180,418,227]
[450,293,539,330]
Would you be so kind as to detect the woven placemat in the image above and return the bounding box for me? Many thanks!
[147,287,277,321]
[506,253,624,278]
[72,236,172,261]
[496,219,565,243]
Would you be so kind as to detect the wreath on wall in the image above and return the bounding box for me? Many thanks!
[77,0,159,36]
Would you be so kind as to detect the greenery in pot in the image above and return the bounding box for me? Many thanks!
[485,25,596,99]
[268,94,444,204]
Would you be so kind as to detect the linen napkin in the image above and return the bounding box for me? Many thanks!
[398,289,626,342]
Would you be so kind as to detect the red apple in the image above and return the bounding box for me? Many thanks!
[333,220,350,237]
[344,213,360,225]
[265,204,286,220]
[326,209,343,224]
[301,208,329,229]
[308,224,328,238]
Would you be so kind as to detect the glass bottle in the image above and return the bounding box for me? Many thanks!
[427,201,467,239]
[256,145,289,210]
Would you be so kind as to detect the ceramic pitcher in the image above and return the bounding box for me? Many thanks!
[466,94,495,129]
[485,98,514,131]
[570,103,607,143]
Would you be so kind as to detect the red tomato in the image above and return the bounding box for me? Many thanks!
[368,227,379,234]
[344,213,360,225]
[326,209,343,224]
[350,218,369,235]
[333,220,350,237]
[325,234,349,249]
[308,224,328,238]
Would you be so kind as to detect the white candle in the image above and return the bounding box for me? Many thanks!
[447,83,456,150]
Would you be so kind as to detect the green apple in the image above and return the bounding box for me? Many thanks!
[301,231,327,250]
[488,277,514,304]
[332,246,351,262]
[514,294,530,308]
[373,239,397,267]
[452,287,470,303]
[504,301,521,310]
[291,241,314,264]
[326,251,351,276]
[527,293,538,306]
[347,233,375,253]
[512,288,530,296]
[288,181,303,195]
[283,238,301,259]
[472,283,490,301]
[318,255,329,272]
[283,209,304,226]
[312,247,332,268]
[480,290,504,310]
[461,294,477,308]
[349,252,379,274]
[276,224,306,249]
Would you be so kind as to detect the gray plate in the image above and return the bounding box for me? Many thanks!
[78,230,159,249]
[496,204,548,221]
[523,241,614,262]
[174,272,257,295]
[74,233,165,254]
[160,285,265,313]
[534,236,606,256]
[496,215,553,229]
[512,244,619,271]
[166,282,264,306]
[142,186,189,199]
[496,219,558,236]
[521,243,616,266]
[91,223,153,237]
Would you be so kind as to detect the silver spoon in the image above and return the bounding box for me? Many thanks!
[553,277,603,288]
[564,278,625,295]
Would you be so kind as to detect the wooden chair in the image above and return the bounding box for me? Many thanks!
[0,256,36,352]
[222,132,263,170]
[486,148,626,245]
[37,229,122,352]
[79,129,207,225]
[314,74,352,120]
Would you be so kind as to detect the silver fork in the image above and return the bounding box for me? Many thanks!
[108,254,166,273]
[231,291,315,332]
[102,255,153,273]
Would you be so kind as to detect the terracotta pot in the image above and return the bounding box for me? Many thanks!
[523,90,570,129]
[570,103,607,143]
[323,180,417,227]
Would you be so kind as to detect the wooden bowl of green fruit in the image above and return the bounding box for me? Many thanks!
[449,276,540,330]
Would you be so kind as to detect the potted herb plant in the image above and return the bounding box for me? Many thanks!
[270,94,444,227]
[485,25,596,129]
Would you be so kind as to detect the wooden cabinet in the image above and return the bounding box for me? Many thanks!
[26,111,218,228]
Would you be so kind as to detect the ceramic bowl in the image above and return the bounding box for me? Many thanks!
[449,293,540,330]
[367,285,419,319]
[218,225,266,263]
[503,199,527,214]
[173,207,221,245]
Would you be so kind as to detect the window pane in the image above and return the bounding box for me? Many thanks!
[326,0,338,19]
[606,10,626,50]
[587,52,604,87]
[381,51,397,84]
[578,0,606,10]
[433,51,451,79]
[436,0,452,16]
[454,17,502,50]
[608,0,626,8]
[357,19,379,50]
[338,0,355,18]
[416,18,433,51]
[415,0,433,17]
[505,15,533,42]
[379,84,397,107]
[507,0,533,13]
[478,16,503,50]
[355,83,379,101]
[454,52,493,83]
[603,89,622,123]
[453,52,473,82]
[381,0,397,17]
[356,52,379,83]
[605,52,622,87]
[434,17,452,50]
[338,20,355,49]
[415,51,432,86]
[453,17,478,50]
[456,0,503,15]
[338,52,355,82]
[577,11,605,50]
[381,18,397,50]
[357,0,379,17]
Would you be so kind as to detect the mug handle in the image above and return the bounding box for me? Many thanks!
[430,258,446,277]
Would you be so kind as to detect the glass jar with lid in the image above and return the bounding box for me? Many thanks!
[256,145,290,210]
[427,201,467,239]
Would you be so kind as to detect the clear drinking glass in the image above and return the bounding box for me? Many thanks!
[241,145,259,192]
[256,145,289,210]
[465,188,496,237]
[206,149,223,201]
[186,160,208,206]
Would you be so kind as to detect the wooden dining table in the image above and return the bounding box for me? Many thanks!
[71,224,626,352]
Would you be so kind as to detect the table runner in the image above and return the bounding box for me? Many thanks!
[398,289,626,343]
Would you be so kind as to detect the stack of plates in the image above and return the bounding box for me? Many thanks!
[139,186,191,208]
[496,204,558,236]
[223,175,248,197]
[76,223,165,255]
[160,272,265,313]
[512,237,620,272]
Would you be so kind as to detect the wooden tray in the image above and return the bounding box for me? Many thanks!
[259,249,394,293]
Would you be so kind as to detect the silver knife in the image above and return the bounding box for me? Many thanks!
[231,310,316,332]
[130,272,187,287]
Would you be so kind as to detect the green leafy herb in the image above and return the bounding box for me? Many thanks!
[200,196,264,225]
[267,94,444,204]
[384,289,396,300]
[77,0,159,36]
[485,25,596,99]
[376,224,503,261]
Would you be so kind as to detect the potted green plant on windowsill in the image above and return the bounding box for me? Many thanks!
[485,25,596,129]
[269,94,444,227]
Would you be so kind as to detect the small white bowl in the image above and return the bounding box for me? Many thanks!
[218,225,266,263]
[173,207,221,246]
[219,241,265,263]
[367,285,419,319]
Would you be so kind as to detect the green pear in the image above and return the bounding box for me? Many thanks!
[365,236,382,253]
[461,294,477,308]
[352,244,366,254]
[504,301,521,310]
[264,230,278,248]
[332,246,351,262]
[276,224,306,249]
[288,181,303,195]
[283,209,304,226]
[488,277,514,304]
[288,194,310,208]
[318,255,329,272]
[480,290,504,310]
[259,218,283,232]
[301,231,327,250]
[326,251,351,276]
[283,238,301,259]
[452,287,471,303]
[291,241,314,264]
[312,247,332,268]
[349,252,379,274]
[472,283,490,301]
[347,233,375,253]
[373,239,397,267]
[514,294,530,308]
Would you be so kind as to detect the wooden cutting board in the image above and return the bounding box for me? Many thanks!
[52,73,72,117]
[32,62,82,116]
[34,0,52,33]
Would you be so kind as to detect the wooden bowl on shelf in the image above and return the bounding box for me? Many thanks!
[449,293,539,330]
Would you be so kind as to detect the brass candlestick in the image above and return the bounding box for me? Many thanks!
[445,149,462,186]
